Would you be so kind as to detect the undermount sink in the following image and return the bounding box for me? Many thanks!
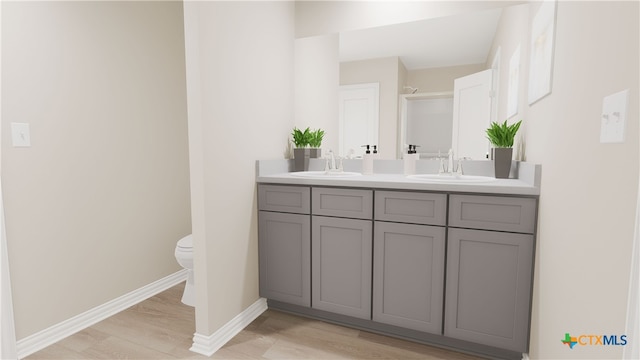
[407,174,497,183]
[290,171,362,178]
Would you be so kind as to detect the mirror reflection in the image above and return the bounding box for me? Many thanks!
[401,93,453,158]
[338,7,508,159]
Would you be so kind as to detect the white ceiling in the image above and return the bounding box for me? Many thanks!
[339,8,503,70]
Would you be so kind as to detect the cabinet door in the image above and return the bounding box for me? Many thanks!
[449,195,537,233]
[373,222,445,334]
[375,191,447,226]
[312,187,373,219]
[445,228,533,352]
[259,211,310,307]
[258,185,310,214]
[312,216,372,319]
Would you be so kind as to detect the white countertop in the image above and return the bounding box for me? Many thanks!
[257,172,538,195]
[256,159,541,196]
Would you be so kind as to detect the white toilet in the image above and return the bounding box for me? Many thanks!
[175,234,195,306]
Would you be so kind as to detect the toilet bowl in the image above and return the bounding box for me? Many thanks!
[175,234,194,306]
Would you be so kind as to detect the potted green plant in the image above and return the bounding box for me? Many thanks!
[485,120,522,178]
[308,129,324,148]
[291,127,311,147]
[308,128,325,158]
[291,127,324,171]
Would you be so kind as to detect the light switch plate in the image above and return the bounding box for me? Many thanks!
[600,89,629,143]
[11,122,31,147]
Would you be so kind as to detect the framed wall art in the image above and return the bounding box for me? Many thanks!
[528,0,557,105]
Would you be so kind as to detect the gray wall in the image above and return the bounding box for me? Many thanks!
[2,1,191,339]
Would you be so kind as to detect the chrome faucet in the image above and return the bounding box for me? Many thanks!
[324,150,343,172]
[330,151,336,170]
[438,148,463,176]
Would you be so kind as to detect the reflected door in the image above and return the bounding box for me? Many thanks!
[338,83,379,157]
[452,69,493,160]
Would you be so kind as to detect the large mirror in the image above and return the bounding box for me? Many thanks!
[337,6,512,159]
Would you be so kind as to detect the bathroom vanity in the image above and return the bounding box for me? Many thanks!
[256,160,539,360]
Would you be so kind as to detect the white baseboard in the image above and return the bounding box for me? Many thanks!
[522,353,530,360]
[16,269,188,359]
[190,297,267,357]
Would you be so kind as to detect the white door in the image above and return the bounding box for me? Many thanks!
[452,69,493,160]
[338,83,379,157]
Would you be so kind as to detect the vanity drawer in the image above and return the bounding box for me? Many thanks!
[449,195,537,233]
[375,191,447,226]
[258,185,310,214]
[312,187,373,219]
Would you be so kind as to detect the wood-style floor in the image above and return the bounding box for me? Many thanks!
[27,282,485,359]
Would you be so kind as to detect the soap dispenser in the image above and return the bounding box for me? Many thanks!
[403,145,419,175]
[372,145,380,159]
[361,145,374,175]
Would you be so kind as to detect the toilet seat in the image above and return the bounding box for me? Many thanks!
[177,234,193,250]
[175,234,195,306]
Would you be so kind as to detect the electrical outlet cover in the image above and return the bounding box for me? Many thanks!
[11,122,31,147]
[600,89,628,143]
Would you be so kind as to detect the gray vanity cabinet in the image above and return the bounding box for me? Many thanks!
[312,216,372,319]
[311,187,373,320]
[445,195,536,352]
[373,221,445,333]
[258,185,311,307]
[258,184,310,214]
[372,190,447,333]
[312,187,373,219]
[258,182,539,359]
[448,194,537,233]
[374,190,447,226]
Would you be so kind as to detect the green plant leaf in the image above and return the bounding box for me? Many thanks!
[308,129,325,148]
[485,120,522,148]
[292,127,325,148]
[291,127,312,147]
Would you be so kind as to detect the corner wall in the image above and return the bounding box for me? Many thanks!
[182,1,295,336]
[1,1,191,339]
[526,2,638,358]
[490,2,639,358]
[295,34,340,155]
